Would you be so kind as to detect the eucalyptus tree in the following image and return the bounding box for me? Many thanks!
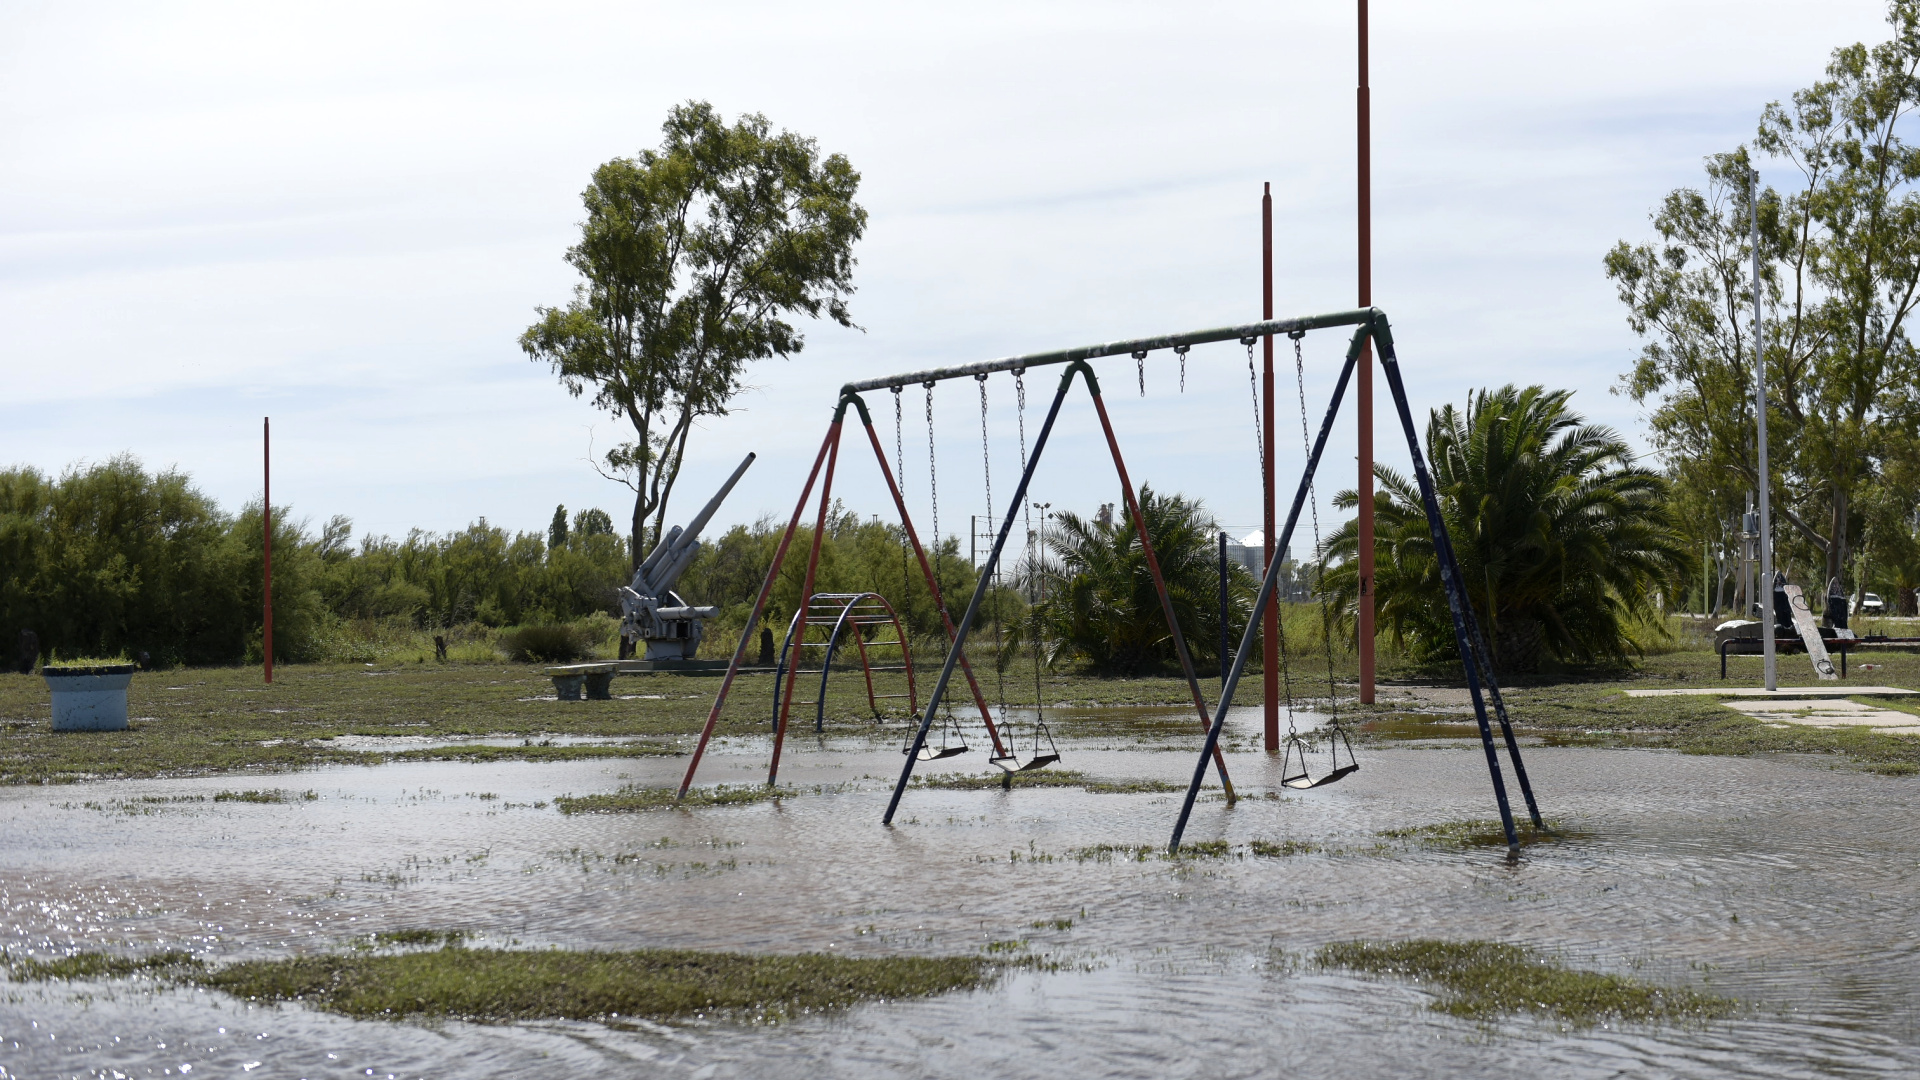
[1605,0,1920,589]
[521,101,866,592]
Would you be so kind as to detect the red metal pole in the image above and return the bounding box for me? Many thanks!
[263,416,273,685]
[1262,183,1279,752]
[769,422,844,785]
[1356,0,1377,704]
[1090,392,1235,801]
[859,419,1006,756]
[677,424,836,799]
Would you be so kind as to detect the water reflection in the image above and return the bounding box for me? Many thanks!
[3,711,1918,1077]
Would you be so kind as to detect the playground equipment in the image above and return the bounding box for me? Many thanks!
[618,453,755,660]
[770,592,919,733]
[672,305,1546,856]
[1170,308,1545,854]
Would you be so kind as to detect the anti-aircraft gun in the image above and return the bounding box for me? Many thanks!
[619,453,755,661]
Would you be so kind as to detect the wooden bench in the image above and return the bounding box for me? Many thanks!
[546,662,619,701]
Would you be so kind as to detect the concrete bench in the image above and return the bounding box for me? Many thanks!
[546,662,618,701]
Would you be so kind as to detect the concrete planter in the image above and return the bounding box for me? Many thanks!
[43,664,137,731]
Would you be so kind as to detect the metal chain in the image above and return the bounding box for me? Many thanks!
[924,381,939,556]
[1245,339,1266,491]
[1133,349,1147,397]
[1016,370,1043,723]
[1294,332,1340,722]
[977,373,1006,715]
[894,386,911,620]
[1176,344,1189,393]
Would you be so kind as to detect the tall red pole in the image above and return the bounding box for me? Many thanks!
[1262,184,1279,753]
[263,416,273,684]
[1356,0,1377,704]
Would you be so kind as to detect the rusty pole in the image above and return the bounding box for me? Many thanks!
[263,416,273,685]
[1262,183,1279,753]
[1356,0,1377,704]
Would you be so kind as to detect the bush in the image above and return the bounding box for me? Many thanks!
[497,623,599,663]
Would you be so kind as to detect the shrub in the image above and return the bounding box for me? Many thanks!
[497,623,599,663]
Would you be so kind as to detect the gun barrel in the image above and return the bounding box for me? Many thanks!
[635,526,683,591]
[679,453,756,547]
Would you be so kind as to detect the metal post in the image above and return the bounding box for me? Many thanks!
[1220,531,1231,685]
[1375,332,1520,852]
[263,416,273,685]
[1263,182,1280,753]
[1752,166,1776,692]
[770,423,844,785]
[886,365,1080,825]
[1356,0,1376,705]
[1090,389,1235,800]
[676,423,838,800]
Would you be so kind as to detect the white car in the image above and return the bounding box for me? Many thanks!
[1855,592,1885,615]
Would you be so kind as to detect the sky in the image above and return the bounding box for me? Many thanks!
[0,0,1895,556]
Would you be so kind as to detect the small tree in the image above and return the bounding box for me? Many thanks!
[521,101,866,595]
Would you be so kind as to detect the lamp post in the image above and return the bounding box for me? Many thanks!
[1751,166,1776,692]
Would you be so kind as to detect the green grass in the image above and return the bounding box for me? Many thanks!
[1379,819,1581,849]
[7,949,201,981]
[197,946,992,1022]
[4,944,992,1023]
[6,638,1920,784]
[1314,939,1734,1025]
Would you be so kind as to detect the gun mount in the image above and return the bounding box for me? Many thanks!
[619,452,755,660]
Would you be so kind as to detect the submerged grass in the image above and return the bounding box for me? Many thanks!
[197,946,992,1022]
[1315,939,1734,1025]
[554,783,801,815]
[212,788,317,804]
[912,770,1183,794]
[1070,838,1321,862]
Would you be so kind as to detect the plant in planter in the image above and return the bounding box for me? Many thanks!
[42,658,138,731]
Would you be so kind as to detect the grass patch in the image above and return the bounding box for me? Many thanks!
[7,950,201,981]
[555,783,794,815]
[1379,819,1580,849]
[913,770,1182,794]
[194,946,992,1022]
[212,788,317,804]
[1315,939,1734,1025]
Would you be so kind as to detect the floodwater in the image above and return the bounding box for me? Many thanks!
[3,707,1919,1079]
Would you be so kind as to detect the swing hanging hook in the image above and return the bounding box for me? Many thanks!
[1131,349,1148,397]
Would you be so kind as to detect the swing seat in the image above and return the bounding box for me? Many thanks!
[1280,762,1358,789]
[988,750,1059,773]
[912,743,970,761]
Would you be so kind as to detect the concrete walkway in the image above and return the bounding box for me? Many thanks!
[1623,686,1914,697]
[1720,696,1920,736]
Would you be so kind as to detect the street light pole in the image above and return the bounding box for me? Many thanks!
[1751,166,1776,692]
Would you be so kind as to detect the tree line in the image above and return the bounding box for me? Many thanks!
[1609,0,1920,614]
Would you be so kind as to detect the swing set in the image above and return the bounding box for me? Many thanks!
[674,306,1546,855]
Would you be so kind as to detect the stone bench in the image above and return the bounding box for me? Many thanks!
[546,662,619,701]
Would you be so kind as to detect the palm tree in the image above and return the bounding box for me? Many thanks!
[1018,487,1252,675]
[1321,385,1688,672]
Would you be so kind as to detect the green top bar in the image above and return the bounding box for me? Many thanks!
[838,308,1380,395]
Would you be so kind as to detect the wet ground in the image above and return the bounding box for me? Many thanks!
[3,706,1918,1078]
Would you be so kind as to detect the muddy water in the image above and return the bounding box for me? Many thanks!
[3,711,1918,1078]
